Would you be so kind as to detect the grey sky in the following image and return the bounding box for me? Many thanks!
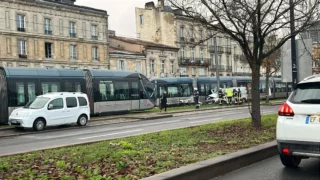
[76,0,155,38]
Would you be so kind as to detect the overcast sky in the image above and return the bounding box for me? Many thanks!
[76,0,155,38]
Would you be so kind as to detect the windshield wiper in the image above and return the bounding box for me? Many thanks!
[300,99,320,104]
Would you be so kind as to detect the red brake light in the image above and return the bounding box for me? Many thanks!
[278,103,294,116]
[282,148,290,155]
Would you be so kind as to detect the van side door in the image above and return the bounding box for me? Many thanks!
[65,97,79,123]
[46,98,66,125]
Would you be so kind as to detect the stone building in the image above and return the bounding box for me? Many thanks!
[0,0,109,69]
[109,35,179,78]
[135,0,250,77]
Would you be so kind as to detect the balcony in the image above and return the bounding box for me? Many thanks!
[19,54,27,59]
[226,65,232,72]
[92,36,98,40]
[218,65,225,71]
[45,30,52,35]
[179,57,209,67]
[208,45,224,53]
[190,38,195,42]
[180,37,185,42]
[209,65,216,70]
[70,33,77,38]
[225,47,232,54]
[17,27,26,32]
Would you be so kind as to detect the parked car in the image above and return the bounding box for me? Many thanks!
[206,87,248,104]
[9,92,90,131]
[277,75,320,168]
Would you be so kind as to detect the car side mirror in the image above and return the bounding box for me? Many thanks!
[48,104,54,110]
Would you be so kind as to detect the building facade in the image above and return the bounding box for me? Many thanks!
[0,0,109,69]
[135,0,251,77]
[109,36,179,78]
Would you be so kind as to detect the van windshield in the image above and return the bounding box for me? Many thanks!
[24,97,50,109]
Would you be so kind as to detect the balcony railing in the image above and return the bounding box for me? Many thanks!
[226,65,232,71]
[225,47,232,54]
[18,54,27,59]
[208,45,224,53]
[17,27,26,32]
[179,57,209,67]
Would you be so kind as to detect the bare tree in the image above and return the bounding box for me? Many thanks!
[168,0,320,127]
[262,35,281,104]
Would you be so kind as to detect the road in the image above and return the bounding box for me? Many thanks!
[0,105,279,156]
[215,156,320,180]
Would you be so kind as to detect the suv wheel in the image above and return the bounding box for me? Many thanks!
[77,115,88,126]
[279,154,301,168]
[33,118,46,131]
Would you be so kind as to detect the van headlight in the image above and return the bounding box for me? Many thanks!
[23,112,32,117]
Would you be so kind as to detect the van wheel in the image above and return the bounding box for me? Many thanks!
[242,98,247,103]
[279,154,301,168]
[33,118,46,131]
[77,115,88,126]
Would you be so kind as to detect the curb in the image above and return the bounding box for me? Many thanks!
[142,141,278,180]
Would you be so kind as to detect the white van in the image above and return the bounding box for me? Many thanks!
[9,92,90,131]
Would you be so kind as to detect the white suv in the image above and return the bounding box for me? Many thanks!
[9,92,90,131]
[277,75,320,168]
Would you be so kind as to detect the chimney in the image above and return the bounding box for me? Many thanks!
[145,2,155,9]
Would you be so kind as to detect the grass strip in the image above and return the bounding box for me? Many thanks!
[0,114,277,180]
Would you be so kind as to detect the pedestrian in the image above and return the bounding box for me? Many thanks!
[193,88,200,108]
[233,88,238,104]
[218,88,223,105]
[160,91,167,112]
[237,88,242,104]
[226,88,233,105]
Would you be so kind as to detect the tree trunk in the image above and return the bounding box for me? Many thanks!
[251,67,262,127]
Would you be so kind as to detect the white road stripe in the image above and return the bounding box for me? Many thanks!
[79,129,144,140]
[189,118,222,124]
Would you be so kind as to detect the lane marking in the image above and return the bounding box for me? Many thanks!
[79,129,143,140]
[189,118,222,124]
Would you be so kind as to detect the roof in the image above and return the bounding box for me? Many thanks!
[150,77,193,84]
[196,77,233,83]
[109,47,145,57]
[1,67,85,78]
[110,36,179,51]
[86,69,140,78]
[299,74,320,84]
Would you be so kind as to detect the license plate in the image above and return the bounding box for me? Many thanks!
[306,116,320,124]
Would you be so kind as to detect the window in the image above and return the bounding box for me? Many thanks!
[69,22,76,37]
[167,86,179,97]
[16,82,25,106]
[200,48,203,59]
[180,47,185,58]
[150,59,155,73]
[65,82,81,92]
[191,48,195,60]
[160,60,165,73]
[190,27,194,39]
[70,45,77,60]
[210,53,213,64]
[170,60,174,74]
[192,67,195,76]
[16,14,25,31]
[78,97,88,106]
[44,18,52,35]
[199,68,205,76]
[289,82,320,104]
[99,81,114,101]
[41,82,60,94]
[48,98,64,110]
[91,25,98,40]
[180,67,187,75]
[219,55,222,65]
[18,40,26,58]
[199,29,203,41]
[180,27,184,37]
[227,55,230,66]
[140,15,144,25]
[131,82,139,100]
[92,46,98,61]
[118,60,125,70]
[27,82,36,102]
[45,42,53,59]
[180,84,192,97]
[136,61,141,72]
[115,82,129,100]
[66,97,77,108]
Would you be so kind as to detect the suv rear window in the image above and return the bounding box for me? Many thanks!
[289,82,320,104]
[78,97,88,106]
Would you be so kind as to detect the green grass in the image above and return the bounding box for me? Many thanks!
[0,114,277,180]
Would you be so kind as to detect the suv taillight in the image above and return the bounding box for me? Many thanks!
[278,103,294,116]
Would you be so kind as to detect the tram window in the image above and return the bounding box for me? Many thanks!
[27,82,36,102]
[180,84,191,97]
[115,82,129,100]
[199,84,205,96]
[131,82,139,100]
[16,82,25,106]
[99,81,114,101]
[65,82,73,92]
[41,82,60,94]
[205,84,210,96]
[158,85,165,98]
[75,82,81,92]
[167,86,179,97]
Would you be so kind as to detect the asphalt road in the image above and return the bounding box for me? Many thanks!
[0,105,279,157]
[214,156,320,180]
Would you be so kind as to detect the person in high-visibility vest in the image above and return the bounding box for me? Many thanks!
[226,88,233,105]
[233,88,238,104]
